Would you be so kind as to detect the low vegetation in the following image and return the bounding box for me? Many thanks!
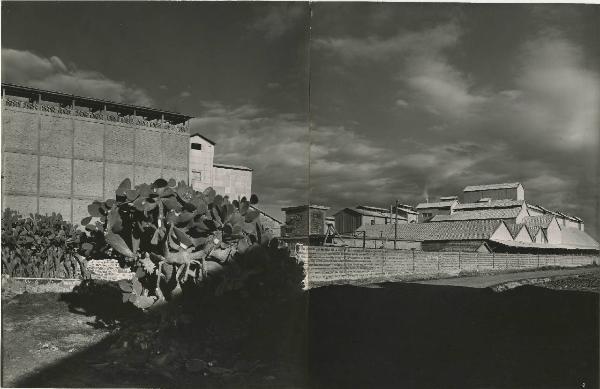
[1,209,90,278]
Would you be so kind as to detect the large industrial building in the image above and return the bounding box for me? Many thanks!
[1,83,252,224]
[364,182,599,253]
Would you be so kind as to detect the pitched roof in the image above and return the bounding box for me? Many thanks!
[430,207,522,222]
[530,204,582,223]
[528,225,542,238]
[415,201,457,210]
[357,219,505,241]
[190,132,216,145]
[522,215,555,229]
[334,207,408,220]
[560,228,600,249]
[463,182,521,192]
[506,223,526,239]
[490,238,599,252]
[454,199,524,211]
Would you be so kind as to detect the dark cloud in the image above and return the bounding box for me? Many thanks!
[310,6,599,239]
[2,48,153,106]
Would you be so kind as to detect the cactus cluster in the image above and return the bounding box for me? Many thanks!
[1,209,90,278]
[83,178,297,310]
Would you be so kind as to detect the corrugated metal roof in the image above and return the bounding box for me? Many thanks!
[463,182,521,192]
[430,207,522,222]
[357,219,505,241]
[455,199,523,210]
[415,201,457,210]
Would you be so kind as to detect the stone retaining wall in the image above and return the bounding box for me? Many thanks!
[296,246,599,288]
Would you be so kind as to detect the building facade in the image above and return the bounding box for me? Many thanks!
[188,133,252,201]
[462,182,524,203]
[281,205,329,237]
[415,200,458,222]
[334,205,415,235]
[1,83,190,225]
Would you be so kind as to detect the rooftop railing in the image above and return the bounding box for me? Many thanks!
[3,97,189,133]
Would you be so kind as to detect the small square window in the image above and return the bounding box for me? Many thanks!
[191,143,202,150]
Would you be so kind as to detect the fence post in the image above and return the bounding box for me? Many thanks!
[412,249,416,273]
[362,231,366,249]
[437,255,440,272]
[458,251,461,270]
[382,249,385,276]
[492,252,494,269]
[537,254,540,268]
[476,252,479,271]
[343,247,348,281]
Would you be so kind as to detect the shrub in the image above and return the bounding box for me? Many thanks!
[83,178,304,310]
[1,209,90,278]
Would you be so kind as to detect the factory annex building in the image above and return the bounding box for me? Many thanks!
[1,83,252,224]
[355,182,599,254]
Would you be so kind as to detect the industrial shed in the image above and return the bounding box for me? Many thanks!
[415,200,458,222]
[334,205,408,234]
[462,182,524,203]
[430,200,529,224]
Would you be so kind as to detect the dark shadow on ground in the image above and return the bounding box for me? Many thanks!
[308,283,599,389]
[7,282,598,388]
[11,280,309,388]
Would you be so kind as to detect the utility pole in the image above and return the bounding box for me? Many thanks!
[394,199,398,250]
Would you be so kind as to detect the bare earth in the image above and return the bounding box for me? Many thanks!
[1,292,114,387]
[414,266,600,289]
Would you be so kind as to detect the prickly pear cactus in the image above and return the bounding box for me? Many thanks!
[83,178,293,310]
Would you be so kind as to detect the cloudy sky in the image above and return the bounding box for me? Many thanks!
[2,3,599,239]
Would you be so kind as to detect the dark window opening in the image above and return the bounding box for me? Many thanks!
[191,143,202,150]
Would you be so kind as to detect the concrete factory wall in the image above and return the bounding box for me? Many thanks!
[2,105,189,225]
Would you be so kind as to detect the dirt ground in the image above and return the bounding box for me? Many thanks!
[1,292,115,387]
[2,272,598,388]
[1,280,308,388]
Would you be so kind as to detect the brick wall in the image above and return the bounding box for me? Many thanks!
[296,246,599,289]
[1,105,189,226]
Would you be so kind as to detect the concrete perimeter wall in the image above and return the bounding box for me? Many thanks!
[1,105,189,226]
[296,246,599,288]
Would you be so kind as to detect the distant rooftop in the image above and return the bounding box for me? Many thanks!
[454,199,524,211]
[2,82,193,124]
[281,204,330,212]
[463,182,521,192]
[415,200,457,210]
[336,206,408,220]
[430,207,522,222]
[190,132,216,145]
[357,219,505,241]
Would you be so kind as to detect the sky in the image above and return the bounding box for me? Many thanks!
[2,3,599,239]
